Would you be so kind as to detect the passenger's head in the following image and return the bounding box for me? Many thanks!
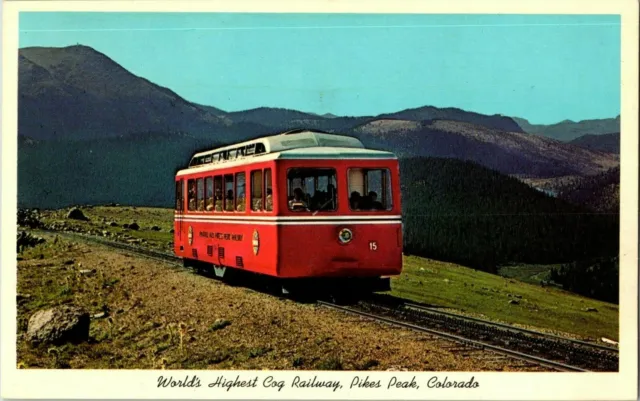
[293,188,304,200]
[350,191,361,200]
[227,189,233,199]
[369,191,378,201]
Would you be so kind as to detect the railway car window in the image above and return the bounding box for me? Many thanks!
[196,178,205,211]
[251,170,263,211]
[348,168,392,211]
[187,179,196,211]
[205,176,213,211]
[287,168,337,212]
[224,175,234,212]
[235,172,246,212]
[265,169,273,212]
[213,176,223,212]
[175,180,183,211]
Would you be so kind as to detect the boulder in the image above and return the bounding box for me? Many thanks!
[109,221,118,227]
[128,222,140,230]
[26,305,90,345]
[150,226,161,231]
[66,208,88,221]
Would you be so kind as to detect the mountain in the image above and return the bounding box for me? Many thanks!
[568,132,620,154]
[513,116,620,142]
[17,44,620,181]
[226,105,525,134]
[557,167,620,213]
[18,45,248,142]
[227,107,327,127]
[379,106,524,133]
[349,119,619,177]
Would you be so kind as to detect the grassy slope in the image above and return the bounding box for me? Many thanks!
[391,256,618,340]
[37,206,618,341]
[39,206,175,250]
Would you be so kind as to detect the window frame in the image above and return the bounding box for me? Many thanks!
[196,177,205,211]
[264,168,273,212]
[213,175,223,212]
[347,167,393,212]
[187,179,196,211]
[175,179,183,212]
[235,172,247,212]
[205,176,214,211]
[223,174,234,212]
[250,169,264,212]
[286,167,338,213]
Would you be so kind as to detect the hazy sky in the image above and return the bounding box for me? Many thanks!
[19,13,620,124]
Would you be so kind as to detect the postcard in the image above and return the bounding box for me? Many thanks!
[1,0,638,400]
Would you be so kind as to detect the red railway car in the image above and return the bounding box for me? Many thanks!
[173,129,402,294]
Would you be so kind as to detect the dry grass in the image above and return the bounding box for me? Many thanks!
[16,233,545,371]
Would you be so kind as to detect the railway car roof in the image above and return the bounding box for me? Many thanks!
[177,143,396,176]
[181,130,395,174]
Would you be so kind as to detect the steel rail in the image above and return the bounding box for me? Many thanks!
[318,300,590,372]
[401,300,619,353]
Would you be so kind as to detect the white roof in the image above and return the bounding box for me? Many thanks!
[277,146,395,159]
[177,130,396,176]
[191,130,365,160]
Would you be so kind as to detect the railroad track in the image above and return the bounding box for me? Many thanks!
[36,229,618,372]
[319,295,618,372]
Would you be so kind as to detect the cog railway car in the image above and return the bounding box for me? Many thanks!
[173,129,402,294]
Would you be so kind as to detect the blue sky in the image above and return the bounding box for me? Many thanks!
[19,13,620,124]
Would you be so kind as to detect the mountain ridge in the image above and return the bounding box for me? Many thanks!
[17,44,620,179]
[513,115,620,141]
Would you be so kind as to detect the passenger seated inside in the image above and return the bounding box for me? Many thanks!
[265,189,273,211]
[214,189,223,211]
[289,188,308,210]
[360,193,373,210]
[252,197,263,211]
[225,190,234,211]
[188,186,196,210]
[350,191,361,210]
[236,198,246,212]
[369,191,384,210]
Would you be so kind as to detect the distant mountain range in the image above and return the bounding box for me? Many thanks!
[17,44,621,208]
[19,45,619,141]
[513,116,621,142]
[347,119,617,177]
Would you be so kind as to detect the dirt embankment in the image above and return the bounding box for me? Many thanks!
[16,232,545,371]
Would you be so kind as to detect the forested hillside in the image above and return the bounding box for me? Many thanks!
[18,133,219,209]
[400,158,619,273]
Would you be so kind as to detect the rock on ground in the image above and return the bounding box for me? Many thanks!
[26,305,90,345]
[66,208,88,221]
